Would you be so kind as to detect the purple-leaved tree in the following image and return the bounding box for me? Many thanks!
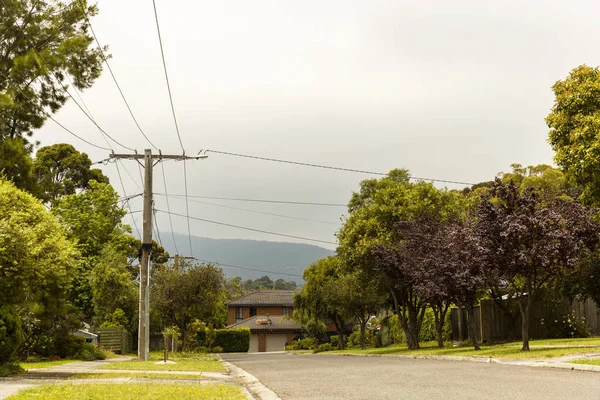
[477,179,600,351]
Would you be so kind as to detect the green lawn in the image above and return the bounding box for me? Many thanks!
[100,359,224,372]
[72,372,204,380]
[6,383,245,400]
[328,338,600,360]
[570,358,600,366]
[19,360,79,369]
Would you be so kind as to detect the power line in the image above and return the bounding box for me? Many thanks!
[153,207,164,248]
[155,193,347,207]
[75,0,159,151]
[46,114,112,151]
[158,157,180,255]
[198,260,303,278]
[206,149,475,186]
[182,160,194,257]
[151,0,184,153]
[155,209,338,245]
[115,160,141,238]
[159,193,340,225]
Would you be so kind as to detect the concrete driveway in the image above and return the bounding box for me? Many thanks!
[221,352,600,400]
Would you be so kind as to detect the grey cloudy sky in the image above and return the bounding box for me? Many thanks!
[37,0,600,252]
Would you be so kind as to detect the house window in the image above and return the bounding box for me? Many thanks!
[282,306,290,317]
[236,307,243,323]
[250,307,257,317]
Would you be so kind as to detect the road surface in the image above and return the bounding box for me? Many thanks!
[222,352,600,400]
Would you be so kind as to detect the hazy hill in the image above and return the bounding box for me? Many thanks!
[159,233,335,281]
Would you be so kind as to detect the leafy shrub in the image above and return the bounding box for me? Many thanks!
[54,335,85,358]
[312,343,334,353]
[329,335,340,348]
[197,328,250,352]
[419,308,452,342]
[0,305,22,364]
[544,312,591,338]
[286,337,317,350]
[0,363,23,377]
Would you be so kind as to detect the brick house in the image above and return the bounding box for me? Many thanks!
[226,290,302,352]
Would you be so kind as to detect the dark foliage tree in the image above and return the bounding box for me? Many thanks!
[33,143,108,204]
[477,179,600,351]
[1,0,105,142]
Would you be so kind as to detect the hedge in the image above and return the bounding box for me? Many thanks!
[197,328,250,353]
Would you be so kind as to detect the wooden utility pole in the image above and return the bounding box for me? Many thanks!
[109,149,207,361]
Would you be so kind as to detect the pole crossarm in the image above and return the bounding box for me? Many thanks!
[110,153,205,161]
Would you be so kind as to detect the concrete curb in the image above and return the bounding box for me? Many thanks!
[220,360,281,400]
[307,350,600,373]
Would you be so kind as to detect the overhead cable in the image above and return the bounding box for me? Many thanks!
[206,149,475,186]
[155,209,338,245]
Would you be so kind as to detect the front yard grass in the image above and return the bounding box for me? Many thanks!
[327,338,600,359]
[19,360,79,369]
[6,383,245,400]
[570,358,600,366]
[72,372,204,380]
[99,353,224,372]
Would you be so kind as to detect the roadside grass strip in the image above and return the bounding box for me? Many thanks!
[19,360,79,369]
[99,359,224,372]
[5,382,246,400]
[71,372,205,380]
[329,339,600,359]
[570,358,600,366]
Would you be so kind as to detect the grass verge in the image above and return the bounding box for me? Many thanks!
[72,372,204,380]
[99,359,224,372]
[6,383,245,400]
[570,358,600,366]
[327,338,600,360]
[19,360,79,369]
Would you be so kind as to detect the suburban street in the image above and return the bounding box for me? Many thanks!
[222,353,600,400]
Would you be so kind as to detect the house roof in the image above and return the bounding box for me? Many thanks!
[225,290,295,306]
[227,315,303,332]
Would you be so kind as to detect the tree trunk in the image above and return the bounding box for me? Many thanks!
[520,291,534,351]
[333,314,345,350]
[467,306,480,350]
[432,303,448,348]
[360,321,367,350]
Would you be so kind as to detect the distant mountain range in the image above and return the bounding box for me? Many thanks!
[159,233,335,281]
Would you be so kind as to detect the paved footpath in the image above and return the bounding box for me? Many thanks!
[0,358,132,399]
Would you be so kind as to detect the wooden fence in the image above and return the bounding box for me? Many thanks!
[93,327,132,354]
[452,297,600,343]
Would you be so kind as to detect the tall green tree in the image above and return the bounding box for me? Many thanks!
[52,180,126,318]
[0,0,105,142]
[546,65,600,203]
[151,259,226,349]
[338,170,466,350]
[90,242,138,332]
[294,256,351,349]
[0,137,34,192]
[0,178,77,364]
[33,143,108,203]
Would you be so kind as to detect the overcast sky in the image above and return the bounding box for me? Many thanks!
[36,0,600,252]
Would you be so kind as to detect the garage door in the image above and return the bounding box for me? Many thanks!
[248,334,259,353]
[266,334,288,352]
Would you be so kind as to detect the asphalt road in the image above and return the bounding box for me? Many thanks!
[221,353,600,400]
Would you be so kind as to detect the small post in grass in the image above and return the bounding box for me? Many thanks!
[162,326,180,363]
